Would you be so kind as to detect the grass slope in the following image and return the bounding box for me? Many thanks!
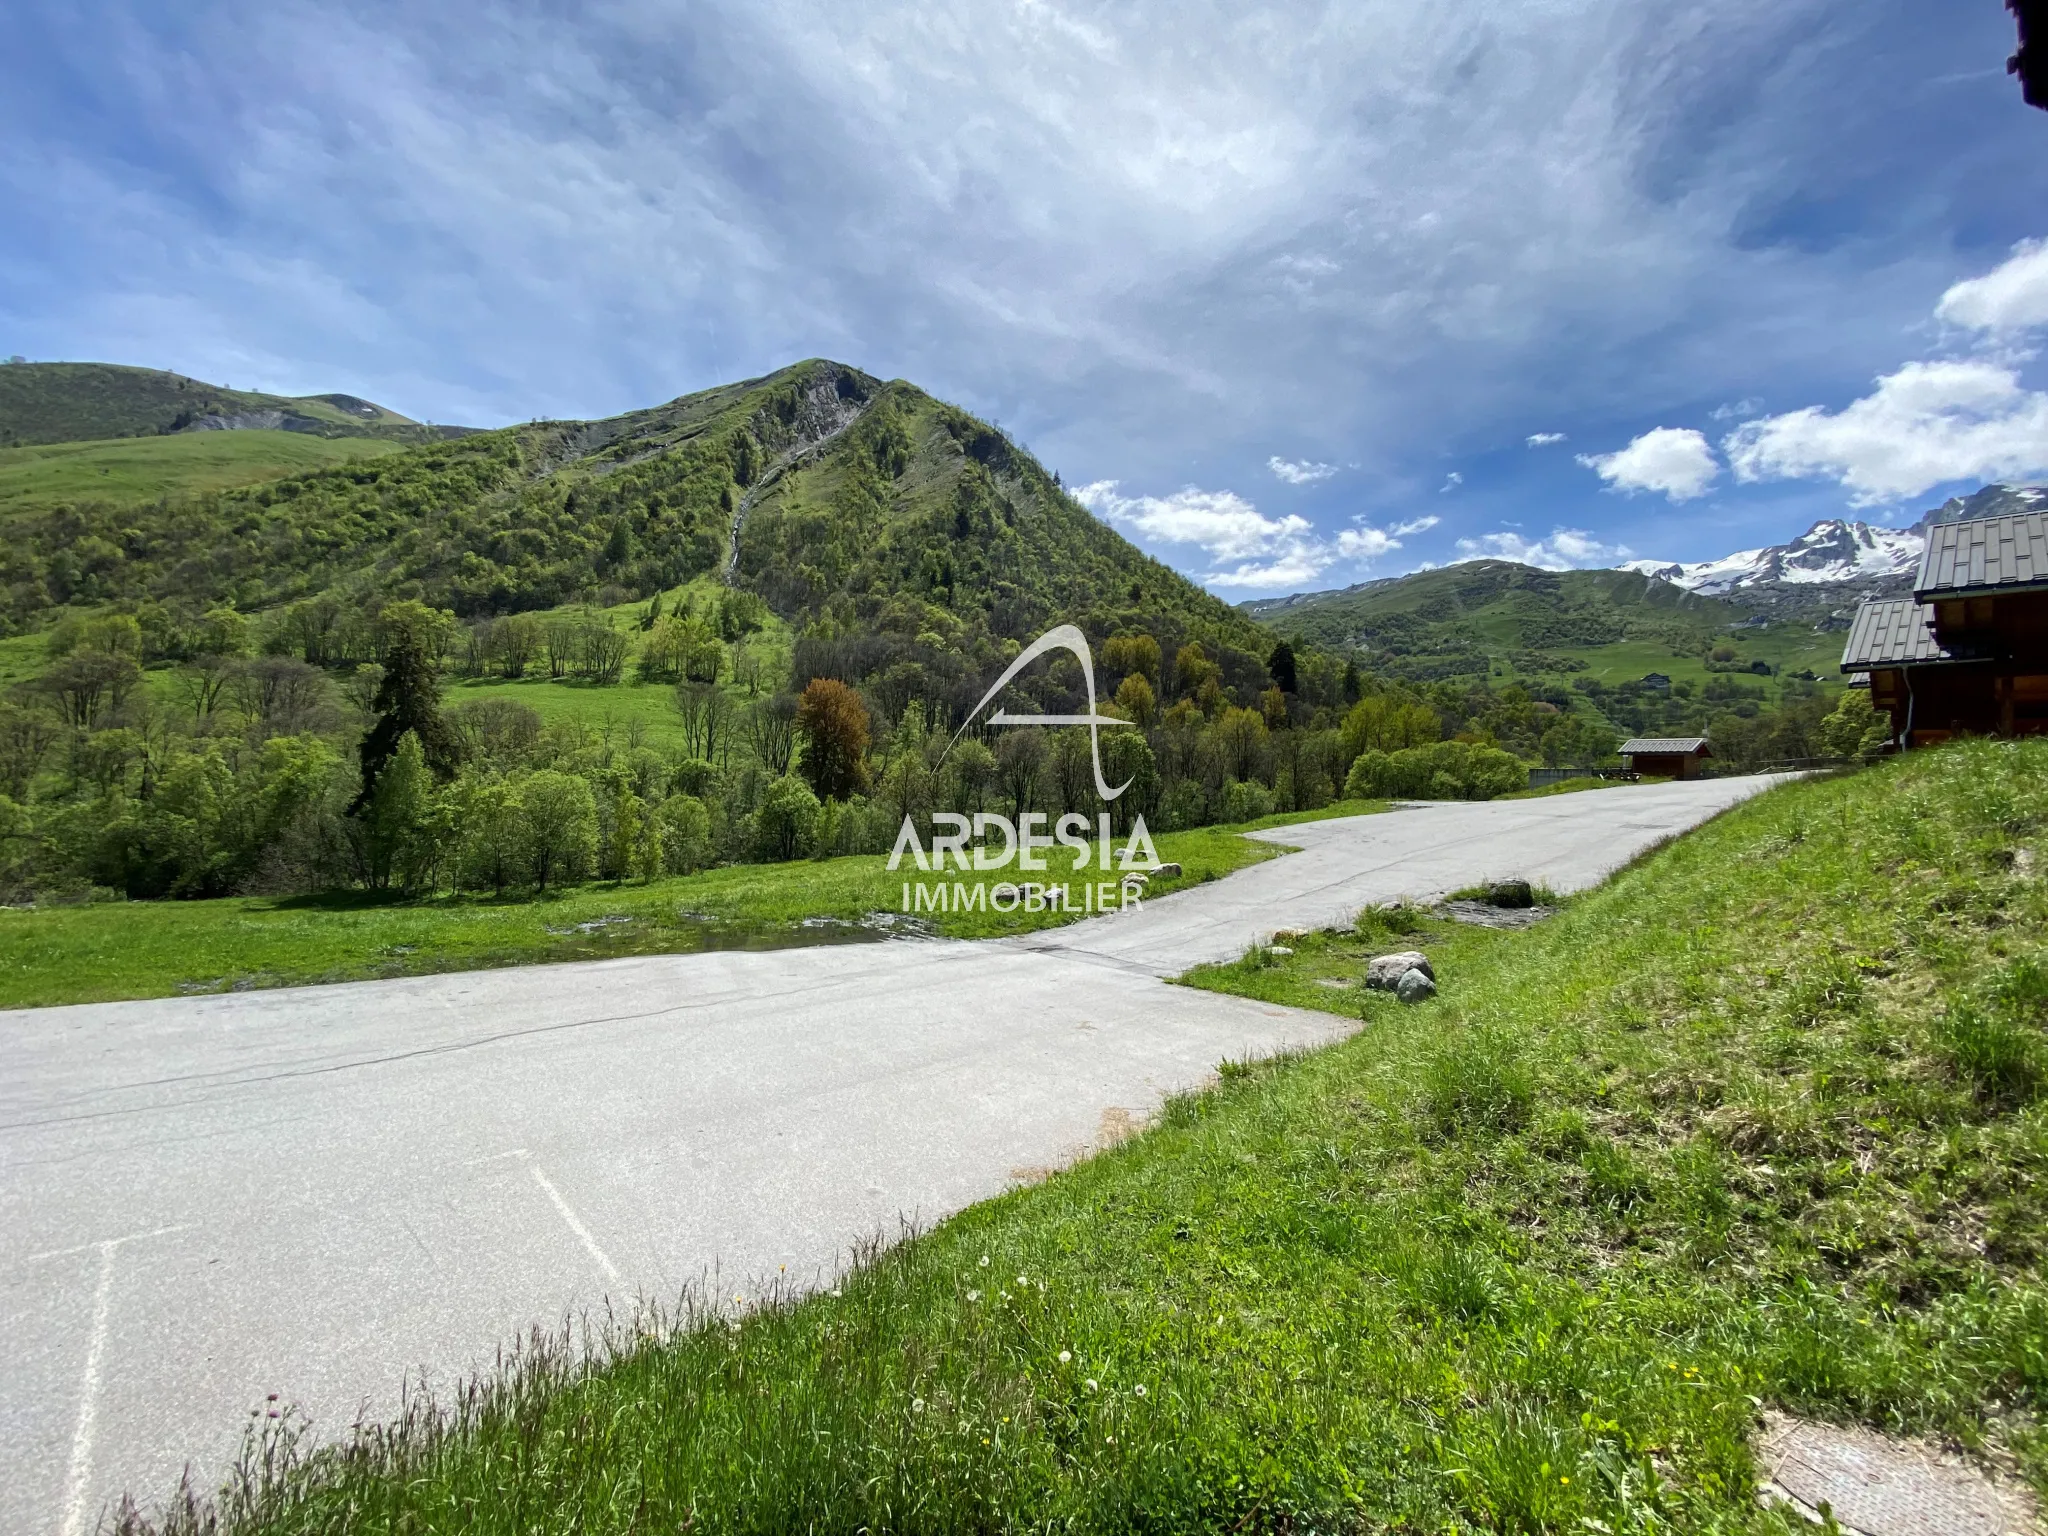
[0,431,403,518]
[0,361,437,446]
[1247,560,1845,705]
[121,742,2048,1534]
[0,808,1389,1008]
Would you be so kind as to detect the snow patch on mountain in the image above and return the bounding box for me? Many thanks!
[1618,484,2046,597]
[1619,521,1922,595]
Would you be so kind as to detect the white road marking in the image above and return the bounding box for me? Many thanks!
[461,1148,530,1166]
[529,1166,620,1284]
[59,1243,116,1536]
[25,1224,195,1266]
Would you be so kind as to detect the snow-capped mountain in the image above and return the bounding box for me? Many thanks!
[1619,484,2046,599]
[1619,521,1922,596]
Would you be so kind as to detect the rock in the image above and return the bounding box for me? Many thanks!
[1396,969,1437,1004]
[1365,950,1434,990]
[1267,945,1294,957]
[1152,862,1183,879]
[1486,879,1535,908]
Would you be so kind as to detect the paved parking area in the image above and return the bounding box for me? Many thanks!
[0,776,1785,1533]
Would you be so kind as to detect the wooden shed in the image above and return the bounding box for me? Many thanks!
[1839,507,2048,747]
[1619,736,1711,779]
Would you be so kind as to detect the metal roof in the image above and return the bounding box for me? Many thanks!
[1620,737,1710,754]
[1840,598,1945,670]
[1838,597,1983,670]
[1914,510,2048,598]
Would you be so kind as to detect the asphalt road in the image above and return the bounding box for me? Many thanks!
[0,776,1785,1533]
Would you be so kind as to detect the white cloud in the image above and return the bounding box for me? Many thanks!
[1439,470,1463,492]
[1577,427,1719,501]
[1455,527,1632,571]
[1709,398,1763,421]
[1525,431,1566,446]
[1075,480,1438,588]
[1724,358,2048,504]
[1074,480,1308,560]
[1936,239,2048,335]
[1267,455,1337,485]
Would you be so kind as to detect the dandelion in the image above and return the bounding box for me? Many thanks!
[1106,1435,1116,1445]
[1086,1379,1098,1392]
[1017,1274,1028,1286]
[1560,1476,1569,1485]
[912,1398,925,1413]
[967,1290,981,1302]
[1134,1384,1147,1398]
[978,1255,990,1268]
[1058,1350,1071,1363]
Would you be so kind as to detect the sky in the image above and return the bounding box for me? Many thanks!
[3,0,2045,596]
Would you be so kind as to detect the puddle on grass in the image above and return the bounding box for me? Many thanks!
[172,910,933,995]
[532,907,937,953]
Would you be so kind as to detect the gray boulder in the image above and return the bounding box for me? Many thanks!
[1396,968,1437,1004]
[1365,951,1434,990]
[1486,879,1535,909]
[1152,862,1183,879]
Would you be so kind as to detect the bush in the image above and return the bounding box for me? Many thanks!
[1219,778,1274,823]
[1345,740,1525,801]
[755,774,821,862]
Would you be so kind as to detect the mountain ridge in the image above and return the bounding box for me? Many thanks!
[1619,484,2047,604]
[0,361,473,447]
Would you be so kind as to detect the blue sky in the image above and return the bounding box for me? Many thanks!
[3,0,2045,596]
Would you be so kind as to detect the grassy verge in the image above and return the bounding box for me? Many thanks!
[121,741,2048,1533]
[0,806,1386,1009]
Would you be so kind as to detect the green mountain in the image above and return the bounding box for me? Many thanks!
[0,358,1272,682]
[1243,558,1849,736]
[1243,561,1740,664]
[0,361,461,447]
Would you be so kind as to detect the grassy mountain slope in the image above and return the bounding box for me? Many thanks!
[0,430,404,517]
[1247,559,1847,727]
[0,361,454,447]
[0,359,1270,674]
[1246,561,1746,656]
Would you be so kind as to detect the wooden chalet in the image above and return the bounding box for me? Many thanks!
[1619,736,1711,779]
[1839,508,2048,747]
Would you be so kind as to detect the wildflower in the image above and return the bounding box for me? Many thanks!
[978,1255,990,1268]
[1134,1384,1147,1398]
[1560,1476,1569,1485]
[912,1398,925,1413]
[967,1290,981,1302]
[1017,1274,1028,1285]
[1086,1379,1099,1392]
[1058,1350,1071,1363]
